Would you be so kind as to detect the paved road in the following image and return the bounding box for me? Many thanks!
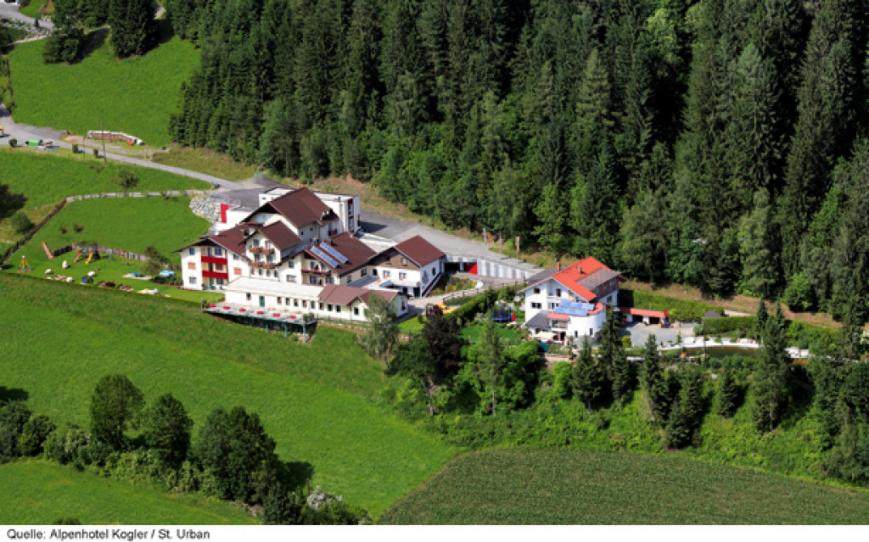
[0,3,54,31]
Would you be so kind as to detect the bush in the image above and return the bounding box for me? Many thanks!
[10,211,34,234]
[8,138,16,148]
[18,415,55,456]
[449,289,497,324]
[783,273,816,312]
[44,425,91,467]
[0,401,32,462]
[117,170,140,190]
[699,316,756,337]
[42,28,86,64]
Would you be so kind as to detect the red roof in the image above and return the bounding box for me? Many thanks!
[552,257,618,302]
[199,223,250,255]
[257,221,302,251]
[622,307,668,319]
[245,187,337,229]
[393,235,446,267]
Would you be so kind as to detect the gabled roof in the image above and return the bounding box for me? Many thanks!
[256,221,302,251]
[552,257,619,302]
[183,223,249,256]
[305,232,376,276]
[244,187,337,229]
[391,235,446,267]
[318,284,399,306]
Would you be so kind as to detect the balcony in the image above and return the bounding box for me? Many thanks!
[201,255,227,265]
[202,270,229,280]
[305,267,330,275]
[251,260,277,270]
[249,246,274,256]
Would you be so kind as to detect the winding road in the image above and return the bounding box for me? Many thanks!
[0,3,53,31]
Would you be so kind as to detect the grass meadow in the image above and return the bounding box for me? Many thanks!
[19,1,51,18]
[0,461,253,524]
[381,448,869,524]
[0,274,459,516]
[0,150,207,245]
[8,35,198,146]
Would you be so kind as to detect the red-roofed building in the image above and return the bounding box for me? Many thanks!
[366,235,446,297]
[520,257,621,342]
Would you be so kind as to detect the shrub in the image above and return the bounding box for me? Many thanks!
[117,170,140,190]
[699,316,756,337]
[44,425,91,467]
[18,414,55,456]
[0,401,32,462]
[10,210,34,234]
[783,273,816,312]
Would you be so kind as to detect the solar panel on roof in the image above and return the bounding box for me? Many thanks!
[320,242,349,264]
[553,301,596,317]
[310,246,338,268]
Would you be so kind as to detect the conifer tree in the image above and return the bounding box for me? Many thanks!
[571,337,606,410]
[737,188,779,297]
[717,369,741,418]
[599,307,631,403]
[640,335,669,423]
[109,0,158,58]
[665,366,706,448]
[752,305,791,432]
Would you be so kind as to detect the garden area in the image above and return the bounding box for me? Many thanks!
[6,196,218,303]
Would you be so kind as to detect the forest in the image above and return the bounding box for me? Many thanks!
[85,0,869,328]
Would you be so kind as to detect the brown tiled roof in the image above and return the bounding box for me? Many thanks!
[392,235,446,267]
[319,284,400,306]
[305,232,375,276]
[318,284,367,306]
[183,223,250,255]
[245,187,337,228]
[259,221,302,251]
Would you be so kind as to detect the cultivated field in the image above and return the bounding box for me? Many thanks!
[0,275,459,516]
[7,36,198,146]
[0,461,253,524]
[382,448,869,524]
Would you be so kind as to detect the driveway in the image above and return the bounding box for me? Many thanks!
[0,3,54,30]
[625,321,695,347]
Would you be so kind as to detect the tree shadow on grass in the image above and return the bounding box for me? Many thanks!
[0,184,27,219]
[0,386,29,403]
[282,461,315,492]
[74,27,108,64]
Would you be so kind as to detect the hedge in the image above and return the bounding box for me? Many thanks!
[698,316,757,337]
[619,289,718,322]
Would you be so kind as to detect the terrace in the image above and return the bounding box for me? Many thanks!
[204,301,316,335]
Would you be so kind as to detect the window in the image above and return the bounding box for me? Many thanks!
[233,254,239,261]
[214,248,223,256]
[287,261,294,269]
[302,300,307,308]
[189,277,197,285]
[327,304,333,312]
[353,307,359,316]
[400,257,407,265]
[345,277,352,284]
[319,303,324,310]
[531,302,541,309]
[383,270,391,278]
[188,248,196,256]
[187,262,196,270]
[335,306,341,313]
[252,239,259,247]
[294,299,299,307]
[277,297,282,305]
[372,268,378,276]
[286,274,296,283]
[258,269,264,276]
[361,268,368,276]
[399,272,407,280]
[217,279,224,285]
[246,293,252,301]
[556,288,561,297]
[533,287,541,294]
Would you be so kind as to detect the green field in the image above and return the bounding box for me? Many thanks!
[382,448,869,524]
[8,35,199,146]
[0,274,458,516]
[0,150,207,208]
[0,461,253,524]
[0,150,207,246]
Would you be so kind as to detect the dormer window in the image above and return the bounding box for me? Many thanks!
[400,257,407,265]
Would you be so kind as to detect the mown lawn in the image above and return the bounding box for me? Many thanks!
[0,461,253,525]
[7,35,198,146]
[20,1,52,18]
[0,274,459,516]
[381,448,869,524]
[0,150,207,245]
[153,146,258,181]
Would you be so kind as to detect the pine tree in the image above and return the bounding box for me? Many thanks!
[717,369,741,418]
[600,307,631,403]
[780,0,861,275]
[619,187,669,283]
[737,188,780,297]
[573,48,613,176]
[571,336,607,410]
[665,366,706,448]
[752,305,791,432]
[640,335,669,423]
[571,138,621,263]
[477,311,504,415]
[109,0,158,58]
[755,297,768,341]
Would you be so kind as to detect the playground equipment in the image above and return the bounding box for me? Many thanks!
[73,248,82,263]
[18,256,31,273]
[41,241,54,260]
[85,249,96,265]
